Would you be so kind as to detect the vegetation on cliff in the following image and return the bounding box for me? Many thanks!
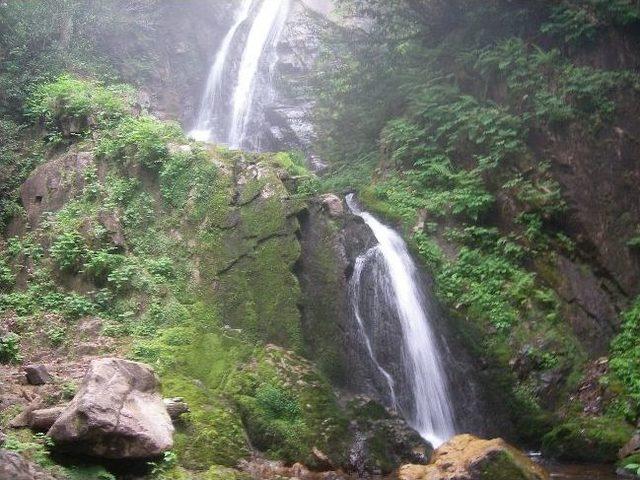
[315,0,640,459]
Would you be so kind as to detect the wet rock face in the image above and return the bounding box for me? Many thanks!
[346,396,431,475]
[399,434,549,480]
[297,197,378,386]
[0,450,58,480]
[48,358,173,459]
[260,2,336,154]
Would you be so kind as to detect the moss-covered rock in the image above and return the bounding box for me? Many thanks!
[399,434,549,480]
[541,416,633,463]
[226,345,350,469]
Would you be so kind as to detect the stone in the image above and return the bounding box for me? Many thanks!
[48,358,173,459]
[0,430,6,446]
[619,432,640,459]
[28,407,66,432]
[20,151,95,228]
[320,194,344,218]
[398,434,549,480]
[76,316,103,336]
[24,365,52,385]
[0,449,57,480]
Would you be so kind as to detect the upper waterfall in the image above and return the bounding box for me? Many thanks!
[190,0,254,143]
[190,0,291,149]
[228,0,291,148]
[346,194,457,448]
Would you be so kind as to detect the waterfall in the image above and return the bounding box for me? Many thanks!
[228,0,290,148]
[350,247,399,409]
[190,0,255,143]
[346,194,456,448]
[190,0,290,149]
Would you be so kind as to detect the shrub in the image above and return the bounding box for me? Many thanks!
[50,231,86,272]
[96,116,182,169]
[272,152,309,177]
[541,5,597,44]
[26,75,133,135]
[0,258,15,290]
[83,249,126,283]
[610,297,640,415]
[46,326,66,346]
[0,333,22,364]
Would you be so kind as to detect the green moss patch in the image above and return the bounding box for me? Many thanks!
[542,416,633,463]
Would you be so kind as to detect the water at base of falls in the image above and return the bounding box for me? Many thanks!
[346,194,456,448]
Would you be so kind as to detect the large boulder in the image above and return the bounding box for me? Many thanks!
[0,449,57,480]
[399,434,549,480]
[48,358,173,459]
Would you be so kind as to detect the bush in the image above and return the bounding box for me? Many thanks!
[26,75,133,135]
[0,333,22,364]
[272,152,309,177]
[50,231,86,272]
[83,249,126,283]
[610,297,640,415]
[96,116,182,169]
[0,258,15,291]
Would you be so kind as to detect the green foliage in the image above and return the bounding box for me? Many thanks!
[541,5,598,44]
[272,151,310,177]
[610,297,640,416]
[50,231,86,272]
[148,451,178,477]
[0,257,16,291]
[0,332,22,364]
[96,116,182,169]
[436,246,535,331]
[541,416,633,462]
[83,249,126,284]
[541,0,640,44]
[46,326,66,346]
[26,75,133,137]
[255,384,301,420]
[628,235,640,250]
[624,463,640,476]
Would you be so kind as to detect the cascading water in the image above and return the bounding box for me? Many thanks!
[228,0,290,148]
[190,0,291,149]
[346,194,456,448]
[190,0,255,143]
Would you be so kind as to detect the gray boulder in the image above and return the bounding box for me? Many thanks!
[48,358,173,459]
[25,365,52,385]
[0,449,57,480]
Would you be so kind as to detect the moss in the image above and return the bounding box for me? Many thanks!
[479,450,538,480]
[226,346,350,467]
[619,453,640,468]
[542,416,633,463]
[298,211,349,384]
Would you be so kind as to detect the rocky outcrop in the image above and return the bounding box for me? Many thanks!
[297,196,377,385]
[0,449,58,480]
[347,396,431,475]
[399,434,549,480]
[18,151,95,230]
[48,358,173,459]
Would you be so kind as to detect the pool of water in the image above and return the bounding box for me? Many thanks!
[543,461,623,480]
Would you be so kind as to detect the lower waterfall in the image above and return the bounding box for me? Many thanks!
[346,194,456,448]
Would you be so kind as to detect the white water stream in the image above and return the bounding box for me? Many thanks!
[346,194,456,448]
[190,0,255,143]
[190,0,290,148]
[228,0,290,148]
